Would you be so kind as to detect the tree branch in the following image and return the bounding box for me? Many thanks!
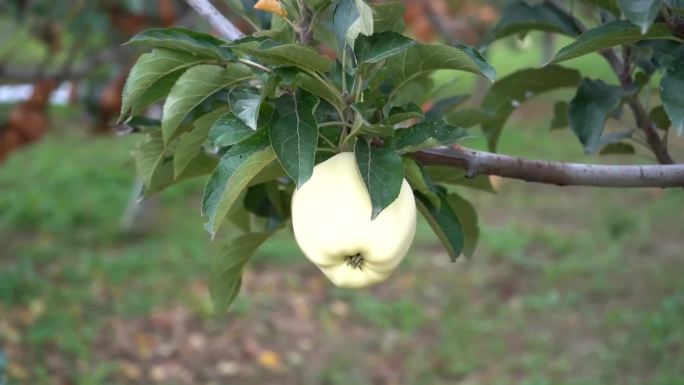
[412,146,684,188]
[184,0,244,40]
[185,0,684,189]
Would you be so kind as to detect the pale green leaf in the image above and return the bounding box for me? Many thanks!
[202,129,276,237]
[549,21,678,64]
[161,64,252,142]
[121,48,202,118]
[210,231,274,312]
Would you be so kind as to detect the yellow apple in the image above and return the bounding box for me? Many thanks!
[291,152,417,288]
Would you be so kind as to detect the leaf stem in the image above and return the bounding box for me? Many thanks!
[238,58,271,72]
[318,121,352,128]
[318,133,338,149]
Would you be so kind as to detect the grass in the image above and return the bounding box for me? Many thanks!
[2,115,682,384]
[1,34,683,385]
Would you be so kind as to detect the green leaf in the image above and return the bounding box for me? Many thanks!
[393,121,470,154]
[387,103,424,126]
[229,88,261,130]
[145,154,218,198]
[425,95,469,120]
[127,27,234,60]
[333,0,374,49]
[446,193,479,259]
[208,111,255,147]
[354,31,416,66]
[479,65,581,151]
[121,48,202,118]
[354,138,405,219]
[484,1,578,45]
[425,166,496,193]
[351,0,375,45]
[618,0,663,34]
[294,72,346,112]
[649,104,671,130]
[370,1,406,33]
[415,190,464,262]
[202,129,276,238]
[174,108,228,178]
[549,21,678,64]
[237,42,332,73]
[133,130,166,189]
[550,101,570,130]
[269,91,320,187]
[579,0,621,15]
[162,64,252,142]
[569,78,624,153]
[660,56,684,135]
[386,43,496,98]
[210,231,274,312]
[445,108,496,128]
[600,142,636,155]
[403,157,440,208]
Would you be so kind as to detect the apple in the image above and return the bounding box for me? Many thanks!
[291,152,417,288]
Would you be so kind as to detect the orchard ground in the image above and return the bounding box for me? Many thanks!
[1,38,684,384]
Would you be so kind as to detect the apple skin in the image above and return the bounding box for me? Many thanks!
[291,152,417,288]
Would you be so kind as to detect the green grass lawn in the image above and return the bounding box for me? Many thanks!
[1,32,684,385]
[2,109,683,384]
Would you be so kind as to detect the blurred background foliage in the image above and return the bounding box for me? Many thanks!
[1,1,683,384]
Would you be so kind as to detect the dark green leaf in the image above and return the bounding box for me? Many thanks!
[445,108,496,128]
[237,42,332,73]
[210,231,274,312]
[600,142,636,155]
[354,31,416,66]
[161,64,252,142]
[425,95,469,120]
[484,1,579,44]
[649,104,671,130]
[174,108,228,178]
[569,78,623,153]
[127,28,234,60]
[403,157,440,208]
[133,130,166,189]
[551,101,570,130]
[387,103,424,126]
[446,193,479,259]
[121,48,202,118]
[269,91,320,187]
[393,121,470,154]
[229,88,261,130]
[354,138,405,219]
[549,21,677,64]
[145,154,217,198]
[202,130,276,237]
[295,72,346,112]
[479,65,581,150]
[385,43,495,98]
[208,112,255,147]
[579,0,621,15]
[244,182,284,220]
[618,0,663,34]
[370,1,406,33]
[415,191,464,262]
[660,55,684,135]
